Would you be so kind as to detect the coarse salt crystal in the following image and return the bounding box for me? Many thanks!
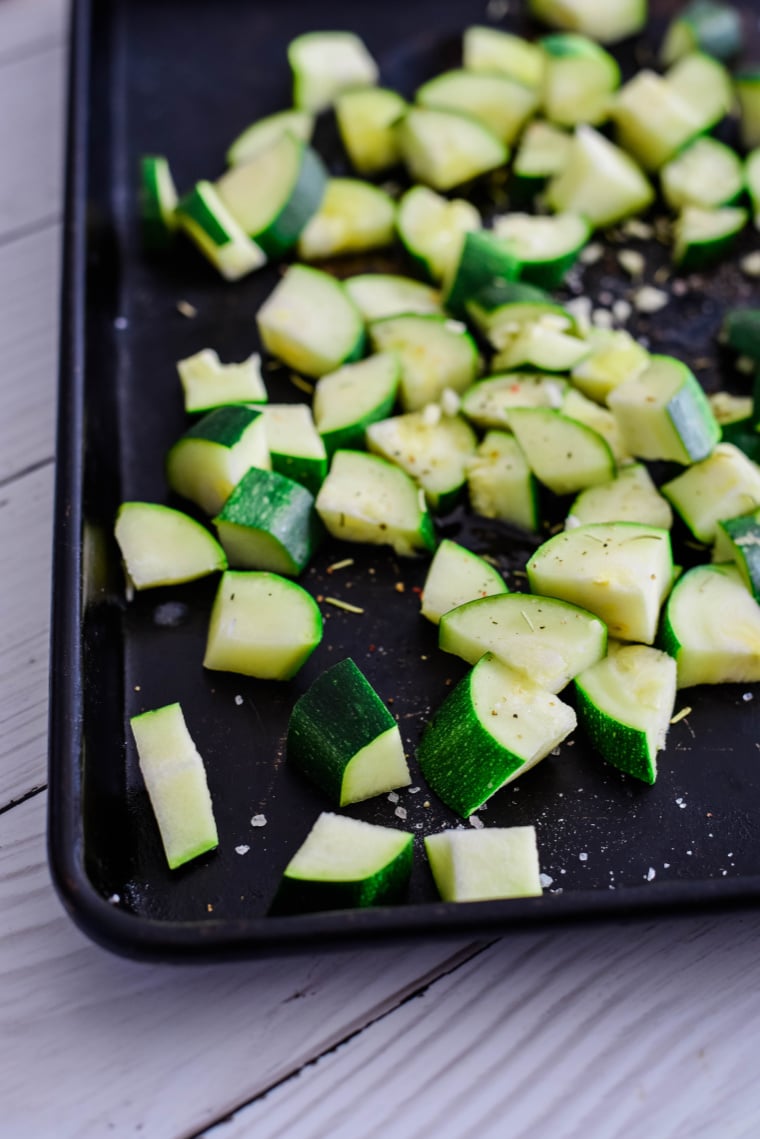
[633,286,669,314]
[618,250,645,278]
[580,242,604,265]
[394,806,408,821]
[469,815,485,829]
[388,791,400,804]
[743,692,754,702]
[235,845,250,856]
[579,852,588,862]
[539,873,554,888]
[250,814,267,827]
[108,894,121,904]
[234,694,244,706]
[592,308,614,329]
[646,867,656,881]
[408,786,421,794]
[741,251,760,278]
[613,299,633,323]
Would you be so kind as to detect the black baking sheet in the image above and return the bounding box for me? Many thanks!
[49,0,760,960]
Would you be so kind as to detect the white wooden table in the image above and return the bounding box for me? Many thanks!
[3,2,760,1135]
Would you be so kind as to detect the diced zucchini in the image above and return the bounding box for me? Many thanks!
[226,109,315,167]
[176,349,267,415]
[509,407,615,495]
[527,521,673,644]
[130,703,218,870]
[443,230,519,320]
[715,508,760,601]
[166,405,270,517]
[416,70,539,147]
[746,150,760,226]
[215,134,327,257]
[466,280,576,349]
[661,443,760,544]
[315,450,436,557]
[260,403,327,495]
[546,125,654,228]
[511,120,573,202]
[367,410,477,513]
[287,658,410,805]
[661,0,742,65]
[139,155,178,250]
[297,178,396,260]
[418,653,577,817]
[420,538,508,625]
[541,34,620,127]
[203,570,322,680]
[723,308,760,361]
[463,27,546,88]
[574,644,677,784]
[492,324,590,373]
[492,211,590,289]
[396,185,481,282]
[735,70,760,151]
[369,313,479,411]
[257,264,364,378]
[660,137,744,211]
[528,0,647,44]
[288,31,379,113]
[709,392,754,427]
[273,813,413,913]
[439,592,607,693]
[673,206,748,271]
[570,328,650,403]
[396,107,508,192]
[461,372,567,430]
[660,563,760,688]
[607,355,721,465]
[425,826,543,902]
[466,430,540,532]
[176,181,266,281]
[561,387,630,465]
[214,466,321,576]
[313,353,401,456]
[666,51,734,133]
[612,70,702,171]
[568,463,673,529]
[344,274,442,322]
[335,87,407,175]
[115,502,227,590]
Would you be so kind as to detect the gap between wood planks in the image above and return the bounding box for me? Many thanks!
[186,939,499,1139]
[0,783,47,818]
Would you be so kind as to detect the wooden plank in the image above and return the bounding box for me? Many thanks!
[0,465,53,807]
[0,45,65,239]
[212,909,760,1139]
[0,226,60,482]
[0,790,480,1138]
[0,0,68,64]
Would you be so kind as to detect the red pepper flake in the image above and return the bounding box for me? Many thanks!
[368,643,376,652]
[411,585,423,596]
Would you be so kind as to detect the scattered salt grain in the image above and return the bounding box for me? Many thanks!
[580,242,604,265]
[676,798,687,809]
[408,786,421,795]
[579,852,588,862]
[388,791,400,804]
[108,894,121,905]
[592,308,614,329]
[743,692,754,702]
[622,218,654,241]
[250,814,267,828]
[469,815,485,829]
[114,316,128,330]
[539,873,554,888]
[741,251,760,278]
[234,694,244,706]
[394,806,408,821]
[235,845,250,856]
[664,862,670,869]
[618,249,645,278]
[613,299,633,323]
[176,300,198,319]
[646,867,656,881]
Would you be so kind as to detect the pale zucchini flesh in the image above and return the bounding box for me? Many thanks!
[115,502,227,590]
[420,538,508,625]
[425,826,543,902]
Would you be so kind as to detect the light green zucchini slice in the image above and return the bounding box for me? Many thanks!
[420,538,508,625]
[425,826,543,902]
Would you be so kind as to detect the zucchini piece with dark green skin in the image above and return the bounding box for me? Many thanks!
[463,26,545,88]
[335,87,407,176]
[416,69,539,146]
[139,155,178,250]
[574,645,677,785]
[287,658,411,806]
[272,814,413,914]
[723,309,760,363]
[166,405,270,517]
[715,508,760,602]
[214,467,323,576]
[261,404,327,495]
[215,134,327,258]
[660,563,760,688]
[417,653,576,818]
[510,120,572,204]
[541,34,621,127]
[176,181,266,281]
[528,0,647,44]
[492,211,591,290]
[203,570,322,680]
[673,206,748,271]
[396,185,481,282]
[396,106,508,192]
[297,178,396,261]
[366,409,478,513]
[443,230,519,320]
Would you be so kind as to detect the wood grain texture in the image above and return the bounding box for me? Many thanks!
[0,227,60,482]
[0,465,53,807]
[0,44,65,239]
[208,911,760,1139]
[0,0,68,64]
[0,791,480,1139]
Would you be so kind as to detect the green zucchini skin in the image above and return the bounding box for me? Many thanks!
[575,684,656,784]
[271,835,413,914]
[214,467,323,576]
[287,658,405,803]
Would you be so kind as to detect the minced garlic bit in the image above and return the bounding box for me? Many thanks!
[235,844,250,856]
[633,286,669,314]
[176,299,198,319]
[469,814,484,829]
[621,218,654,241]
[617,249,645,278]
[565,514,581,530]
[564,295,593,336]
[324,596,365,614]
[737,355,756,375]
[326,558,355,574]
[592,309,614,329]
[741,251,760,278]
[422,402,442,427]
[613,298,633,324]
[670,706,692,725]
[579,241,604,265]
[441,387,461,417]
[444,319,467,334]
